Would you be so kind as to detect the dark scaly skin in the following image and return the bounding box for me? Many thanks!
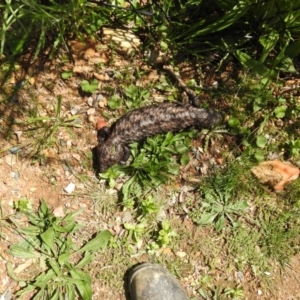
[97,102,222,172]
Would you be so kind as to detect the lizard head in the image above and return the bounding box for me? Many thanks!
[97,127,125,173]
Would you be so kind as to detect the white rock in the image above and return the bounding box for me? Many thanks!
[64,182,75,193]
[258,289,263,296]
[70,106,80,115]
[87,108,95,115]
[87,97,94,107]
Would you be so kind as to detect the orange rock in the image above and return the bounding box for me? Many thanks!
[96,118,107,131]
[251,160,300,191]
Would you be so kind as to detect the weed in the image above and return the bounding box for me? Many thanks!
[155,220,177,248]
[13,198,33,213]
[228,225,268,276]
[80,79,99,94]
[259,209,300,266]
[17,96,81,156]
[7,200,112,300]
[123,84,150,109]
[201,125,229,152]
[101,130,195,207]
[190,163,249,230]
[140,196,160,216]
[286,138,300,158]
[194,187,248,231]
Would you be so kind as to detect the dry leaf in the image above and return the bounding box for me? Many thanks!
[93,72,111,82]
[160,247,172,255]
[41,148,57,158]
[73,65,93,73]
[83,48,95,60]
[251,160,300,191]
[14,259,35,274]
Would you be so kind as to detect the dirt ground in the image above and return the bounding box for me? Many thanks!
[1,35,300,299]
[1,157,300,299]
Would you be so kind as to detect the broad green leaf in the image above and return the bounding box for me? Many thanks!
[61,71,73,79]
[40,227,55,254]
[215,216,225,230]
[121,174,137,201]
[17,225,40,236]
[39,199,50,218]
[277,57,297,73]
[34,269,56,282]
[274,105,287,118]
[256,136,267,148]
[175,143,189,154]
[125,84,138,98]
[58,252,70,265]
[167,163,180,175]
[66,283,76,300]
[77,230,112,253]
[76,252,92,268]
[124,223,134,231]
[49,288,59,300]
[108,95,122,109]
[48,259,62,277]
[233,201,248,211]
[9,244,41,259]
[235,50,271,77]
[80,79,99,93]
[160,40,168,50]
[52,223,73,233]
[254,149,265,161]
[198,288,208,298]
[180,153,190,165]
[199,212,218,225]
[228,118,240,128]
[69,269,92,300]
[259,29,279,63]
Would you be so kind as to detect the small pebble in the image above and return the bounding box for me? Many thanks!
[258,289,263,296]
[70,106,80,115]
[98,96,108,108]
[96,94,103,101]
[87,108,95,115]
[59,139,67,147]
[9,147,22,154]
[0,290,12,300]
[176,251,187,258]
[64,182,75,194]
[87,97,94,107]
[14,130,23,141]
[88,115,95,123]
[5,154,17,166]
